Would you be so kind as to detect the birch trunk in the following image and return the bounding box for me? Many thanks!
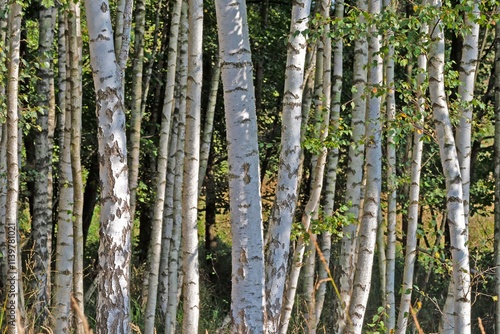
[181,0,203,331]
[216,0,265,331]
[428,0,471,332]
[198,55,220,194]
[128,0,146,222]
[316,1,344,326]
[345,0,383,330]
[494,20,500,334]
[384,0,397,329]
[5,3,22,332]
[395,16,427,333]
[84,0,132,331]
[66,3,85,331]
[31,4,56,327]
[53,47,74,333]
[143,0,182,330]
[455,0,479,236]
[165,4,188,332]
[0,0,7,302]
[264,1,311,331]
[337,0,368,329]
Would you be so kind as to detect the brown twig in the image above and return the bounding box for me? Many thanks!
[478,317,486,334]
[410,304,424,334]
[71,295,93,334]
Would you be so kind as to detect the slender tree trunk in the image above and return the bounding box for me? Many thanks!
[455,0,479,238]
[66,2,85,332]
[52,43,74,333]
[216,1,266,331]
[30,3,55,327]
[84,0,132,331]
[384,0,397,330]
[144,0,182,330]
[428,0,471,332]
[345,0,383,330]
[165,4,188,332]
[0,0,7,305]
[128,0,146,222]
[181,0,203,331]
[395,15,427,333]
[337,0,368,330]
[5,3,22,332]
[198,55,220,194]
[264,1,312,332]
[316,0,343,327]
[494,19,500,334]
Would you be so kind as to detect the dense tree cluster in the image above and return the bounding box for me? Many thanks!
[0,0,500,333]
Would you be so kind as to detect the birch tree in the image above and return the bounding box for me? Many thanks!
[264,1,311,331]
[216,0,266,331]
[31,3,56,327]
[494,19,500,334]
[337,0,368,329]
[396,15,428,333]
[345,0,383,330]
[428,0,471,331]
[5,2,22,332]
[83,0,133,330]
[182,0,203,331]
[143,0,183,330]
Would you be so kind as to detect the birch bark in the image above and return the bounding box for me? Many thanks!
[264,1,311,331]
[216,0,265,331]
[428,0,471,331]
[181,0,203,331]
[83,0,132,331]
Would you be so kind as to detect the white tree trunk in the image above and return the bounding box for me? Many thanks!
[264,1,311,331]
[428,1,471,332]
[84,0,132,331]
[396,12,428,334]
[143,0,182,331]
[345,0,383,331]
[5,3,22,332]
[216,0,266,332]
[165,4,188,332]
[337,0,368,329]
[455,0,479,236]
[181,0,203,331]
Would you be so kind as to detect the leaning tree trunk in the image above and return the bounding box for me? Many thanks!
[181,0,203,332]
[5,2,22,332]
[216,0,266,332]
[83,0,132,331]
[337,0,368,330]
[264,1,311,332]
[428,0,471,332]
[395,12,428,334]
[345,0,383,330]
[31,3,56,328]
